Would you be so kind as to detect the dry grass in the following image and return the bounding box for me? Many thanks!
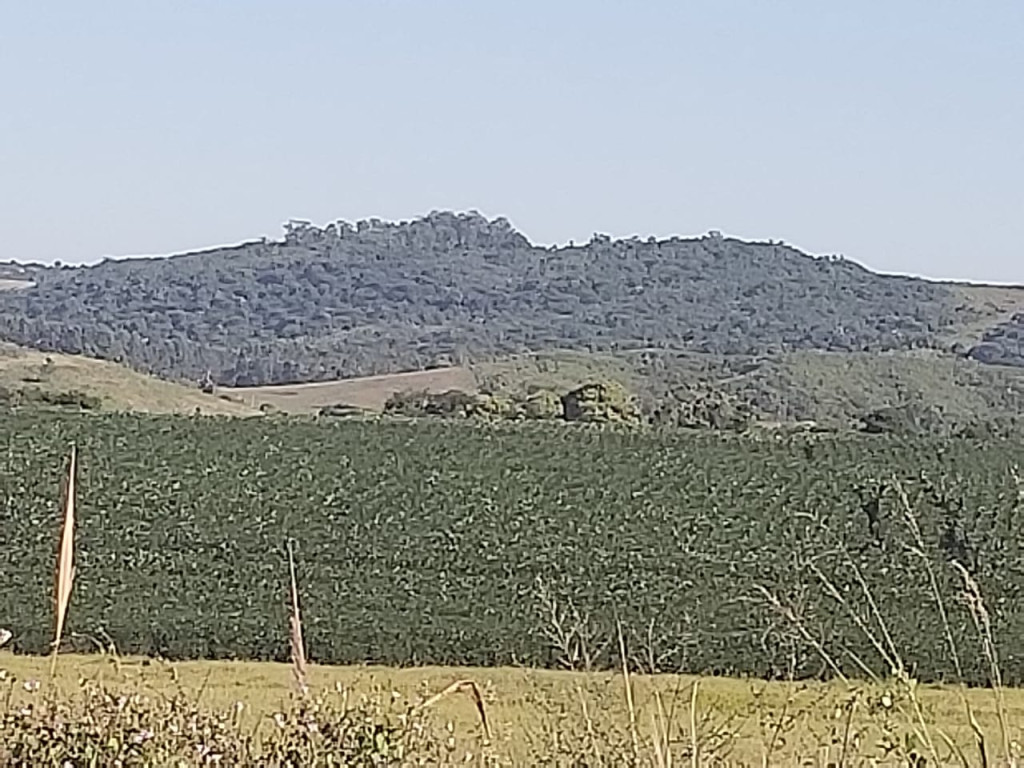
[1,652,1022,765]
[471,350,641,397]
[0,343,259,416]
[225,366,478,413]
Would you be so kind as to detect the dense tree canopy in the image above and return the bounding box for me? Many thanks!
[0,211,1001,385]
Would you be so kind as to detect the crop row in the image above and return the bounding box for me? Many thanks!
[0,413,1022,684]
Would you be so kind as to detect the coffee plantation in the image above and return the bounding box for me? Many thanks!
[1,412,1021,685]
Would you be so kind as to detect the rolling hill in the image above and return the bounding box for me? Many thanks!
[0,343,258,416]
[2,212,1023,390]
[2,211,1023,430]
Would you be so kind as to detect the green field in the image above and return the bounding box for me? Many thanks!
[1,413,1022,687]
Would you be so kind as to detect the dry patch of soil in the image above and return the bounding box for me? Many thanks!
[225,366,477,413]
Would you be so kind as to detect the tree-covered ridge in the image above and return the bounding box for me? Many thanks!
[0,211,981,386]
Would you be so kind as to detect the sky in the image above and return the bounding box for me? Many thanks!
[2,1,1022,283]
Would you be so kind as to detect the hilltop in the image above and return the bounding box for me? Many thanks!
[3,212,1024,388]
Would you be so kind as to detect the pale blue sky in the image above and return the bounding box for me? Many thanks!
[2,1,1022,282]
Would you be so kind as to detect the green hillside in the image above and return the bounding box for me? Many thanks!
[1,212,1020,389]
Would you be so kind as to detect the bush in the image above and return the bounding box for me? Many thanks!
[383,389,478,418]
[560,382,642,424]
[14,387,103,411]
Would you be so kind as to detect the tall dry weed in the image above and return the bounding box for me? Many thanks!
[50,444,76,678]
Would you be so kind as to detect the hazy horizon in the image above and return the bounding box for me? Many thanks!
[3,1,1022,283]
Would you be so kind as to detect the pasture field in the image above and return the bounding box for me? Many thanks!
[1,412,1023,686]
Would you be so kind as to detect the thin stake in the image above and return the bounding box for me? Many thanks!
[287,539,308,697]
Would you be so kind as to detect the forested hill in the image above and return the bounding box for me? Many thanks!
[0,211,1011,386]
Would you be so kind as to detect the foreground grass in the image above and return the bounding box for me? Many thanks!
[3,652,1023,765]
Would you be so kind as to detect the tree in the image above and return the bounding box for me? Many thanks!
[561,382,642,424]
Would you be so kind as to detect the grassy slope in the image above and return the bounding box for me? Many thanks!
[4,338,1012,426]
[0,344,259,416]
[472,349,642,394]
[1,652,1019,765]
[716,348,1024,426]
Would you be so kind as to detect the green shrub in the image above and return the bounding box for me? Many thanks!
[16,387,102,411]
[560,381,642,423]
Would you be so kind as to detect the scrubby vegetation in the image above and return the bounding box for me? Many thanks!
[2,412,1023,688]
[0,212,1005,387]
[0,386,101,411]
[0,672,469,766]
[627,348,1024,433]
[382,356,1024,435]
[382,380,643,424]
